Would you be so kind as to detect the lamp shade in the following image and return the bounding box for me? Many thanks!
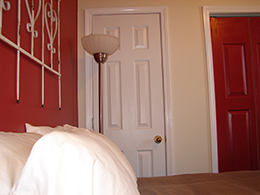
[81,34,120,56]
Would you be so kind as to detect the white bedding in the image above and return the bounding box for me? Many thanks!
[0,132,42,195]
[9,126,140,195]
[25,123,64,135]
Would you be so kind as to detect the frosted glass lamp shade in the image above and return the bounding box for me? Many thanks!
[81,34,120,56]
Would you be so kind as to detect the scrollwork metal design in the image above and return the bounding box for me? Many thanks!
[2,0,11,11]
[25,0,41,38]
[0,0,62,109]
[45,2,57,54]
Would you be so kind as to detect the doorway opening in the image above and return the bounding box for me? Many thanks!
[203,6,260,173]
[83,6,173,175]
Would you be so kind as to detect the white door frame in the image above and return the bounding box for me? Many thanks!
[83,6,174,175]
[203,6,260,173]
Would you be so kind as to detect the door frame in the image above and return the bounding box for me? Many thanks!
[83,6,174,175]
[203,6,260,173]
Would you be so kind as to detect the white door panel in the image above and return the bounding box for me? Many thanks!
[93,14,166,177]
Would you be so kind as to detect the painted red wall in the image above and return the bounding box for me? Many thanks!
[0,0,78,132]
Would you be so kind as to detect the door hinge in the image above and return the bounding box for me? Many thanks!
[165,135,167,143]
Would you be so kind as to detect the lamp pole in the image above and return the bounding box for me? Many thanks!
[94,53,108,134]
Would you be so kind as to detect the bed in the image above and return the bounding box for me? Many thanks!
[0,124,139,195]
[1,124,260,195]
[138,170,260,195]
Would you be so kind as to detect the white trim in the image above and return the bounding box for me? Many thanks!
[83,9,94,130]
[84,6,174,176]
[202,6,260,173]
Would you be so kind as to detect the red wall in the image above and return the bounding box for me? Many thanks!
[0,0,78,132]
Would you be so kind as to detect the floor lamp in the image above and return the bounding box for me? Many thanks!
[81,34,120,134]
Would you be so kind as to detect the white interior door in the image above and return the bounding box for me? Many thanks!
[93,13,166,177]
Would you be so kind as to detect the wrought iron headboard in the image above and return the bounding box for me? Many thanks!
[0,0,62,109]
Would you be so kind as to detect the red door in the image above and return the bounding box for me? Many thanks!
[250,18,260,163]
[210,17,259,172]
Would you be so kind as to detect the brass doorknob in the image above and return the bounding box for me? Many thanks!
[154,135,162,144]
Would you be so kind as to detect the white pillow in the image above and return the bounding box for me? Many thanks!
[63,124,137,182]
[25,123,64,135]
[10,126,139,195]
[0,131,42,195]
